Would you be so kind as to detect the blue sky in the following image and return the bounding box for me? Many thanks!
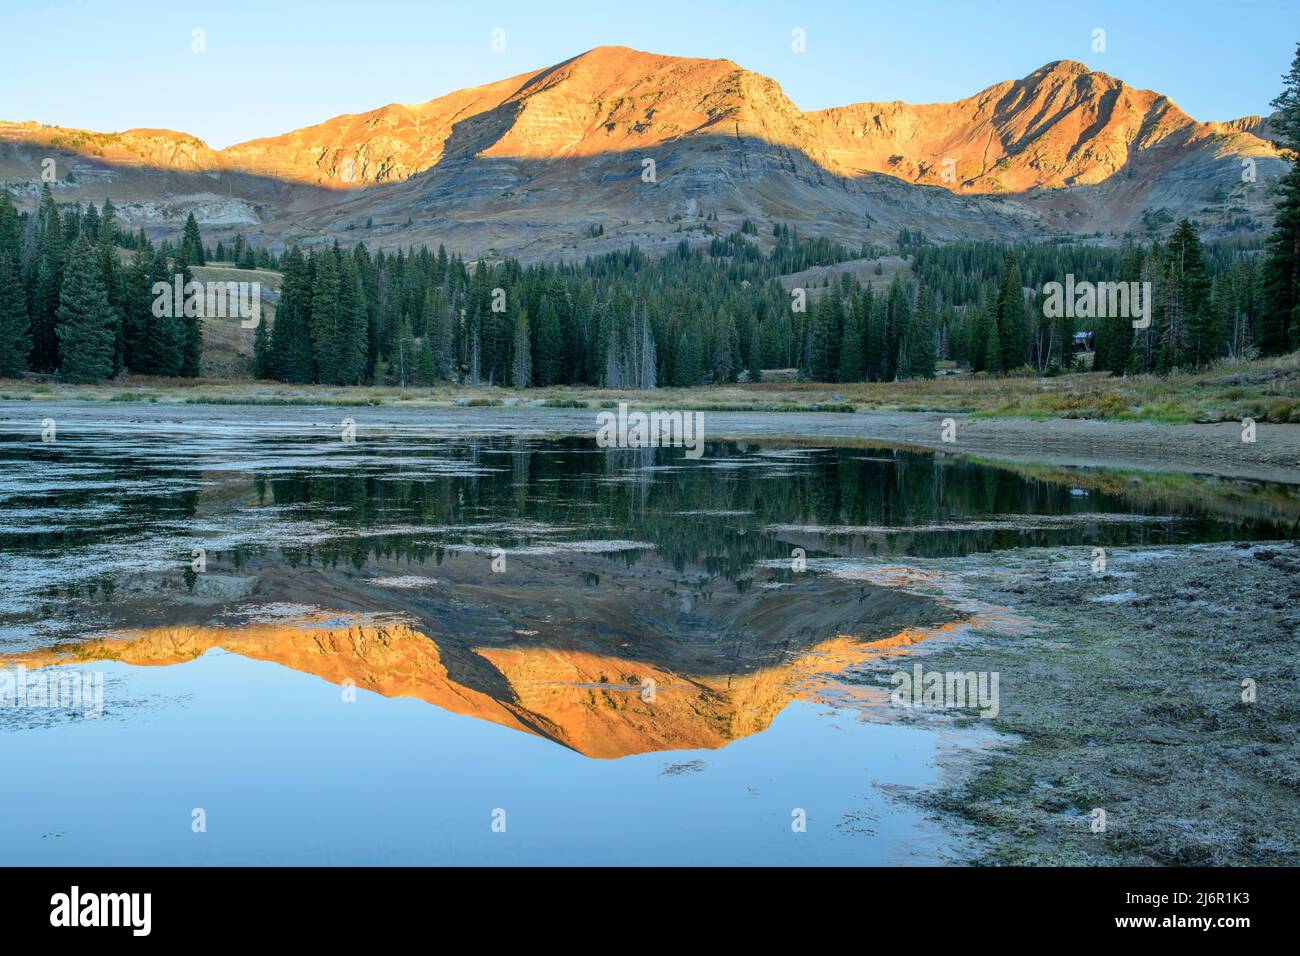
[2,0,1296,148]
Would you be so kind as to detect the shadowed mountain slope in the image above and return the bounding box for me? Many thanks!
[0,47,1285,258]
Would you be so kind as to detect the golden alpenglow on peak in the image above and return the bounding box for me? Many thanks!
[0,46,1284,258]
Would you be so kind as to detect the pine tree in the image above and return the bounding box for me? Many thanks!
[136,249,184,376]
[334,257,368,384]
[909,286,937,379]
[511,309,532,388]
[533,298,562,386]
[467,321,482,385]
[177,257,202,377]
[0,252,31,377]
[122,247,150,372]
[32,185,65,371]
[673,322,703,386]
[310,250,341,383]
[973,301,1002,374]
[98,231,126,374]
[0,190,21,263]
[414,335,436,386]
[269,246,314,383]
[810,296,841,381]
[423,286,452,379]
[1261,42,1300,355]
[392,314,417,386]
[996,252,1026,372]
[1095,246,1141,374]
[1166,219,1211,366]
[837,297,866,381]
[180,213,205,265]
[55,236,116,383]
[82,203,101,243]
[746,317,763,382]
[864,288,885,380]
[714,309,740,383]
[252,306,271,378]
[99,198,117,247]
[885,278,912,380]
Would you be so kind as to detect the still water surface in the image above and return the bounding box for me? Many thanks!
[1,404,1294,864]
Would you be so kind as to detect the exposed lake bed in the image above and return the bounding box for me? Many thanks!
[1,401,1297,865]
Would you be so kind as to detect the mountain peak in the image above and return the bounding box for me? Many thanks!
[567,45,739,70]
[1022,59,1124,93]
[0,46,1284,252]
[1039,59,1093,75]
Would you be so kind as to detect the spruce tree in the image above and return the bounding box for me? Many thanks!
[334,257,368,384]
[864,288,885,380]
[747,318,763,382]
[1166,219,1210,366]
[310,250,341,383]
[837,298,866,381]
[810,296,841,381]
[392,315,417,387]
[973,301,1002,374]
[252,306,271,379]
[0,190,20,262]
[99,232,125,374]
[82,203,101,243]
[0,252,31,377]
[135,249,183,376]
[885,278,911,380]
[122,247,151,372]
[180,213,206,265]
[533,298,562,386]
[909,286,937,379]
[511,309,532,388]
[1261,42,1300,354]
[673,323,703,386]
[55,236,116,383]
[415,335,436,386]
[423,287,452,379]
[32,186,65,371]
[1095,246,1141,374]
[715,309,740,383]
[177,257,202,377]
[100,198,117,247]
[269,246,315,382]
[996,252,1026,372]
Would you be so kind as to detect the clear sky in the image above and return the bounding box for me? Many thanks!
[2,0,1296,149]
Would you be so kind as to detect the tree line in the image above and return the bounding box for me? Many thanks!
[0,188,283,382]
[0,188,204,381]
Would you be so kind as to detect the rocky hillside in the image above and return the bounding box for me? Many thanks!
[0,46,1287,259]
[814,60,1272,190]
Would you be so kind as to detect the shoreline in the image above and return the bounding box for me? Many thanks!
[858,541,1300,865]
[3,398,1299,486]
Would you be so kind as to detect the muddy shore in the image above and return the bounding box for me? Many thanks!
[852,541,1300,865]
[4,400,1297,485]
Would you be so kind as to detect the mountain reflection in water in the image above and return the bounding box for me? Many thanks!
[2,430,1296,759]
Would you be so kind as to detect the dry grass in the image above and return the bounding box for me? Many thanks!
[3,352,1298,423]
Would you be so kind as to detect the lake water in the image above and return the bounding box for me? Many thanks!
[1,403,1295,865]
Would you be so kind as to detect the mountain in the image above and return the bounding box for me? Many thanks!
[0,46,1287,259]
